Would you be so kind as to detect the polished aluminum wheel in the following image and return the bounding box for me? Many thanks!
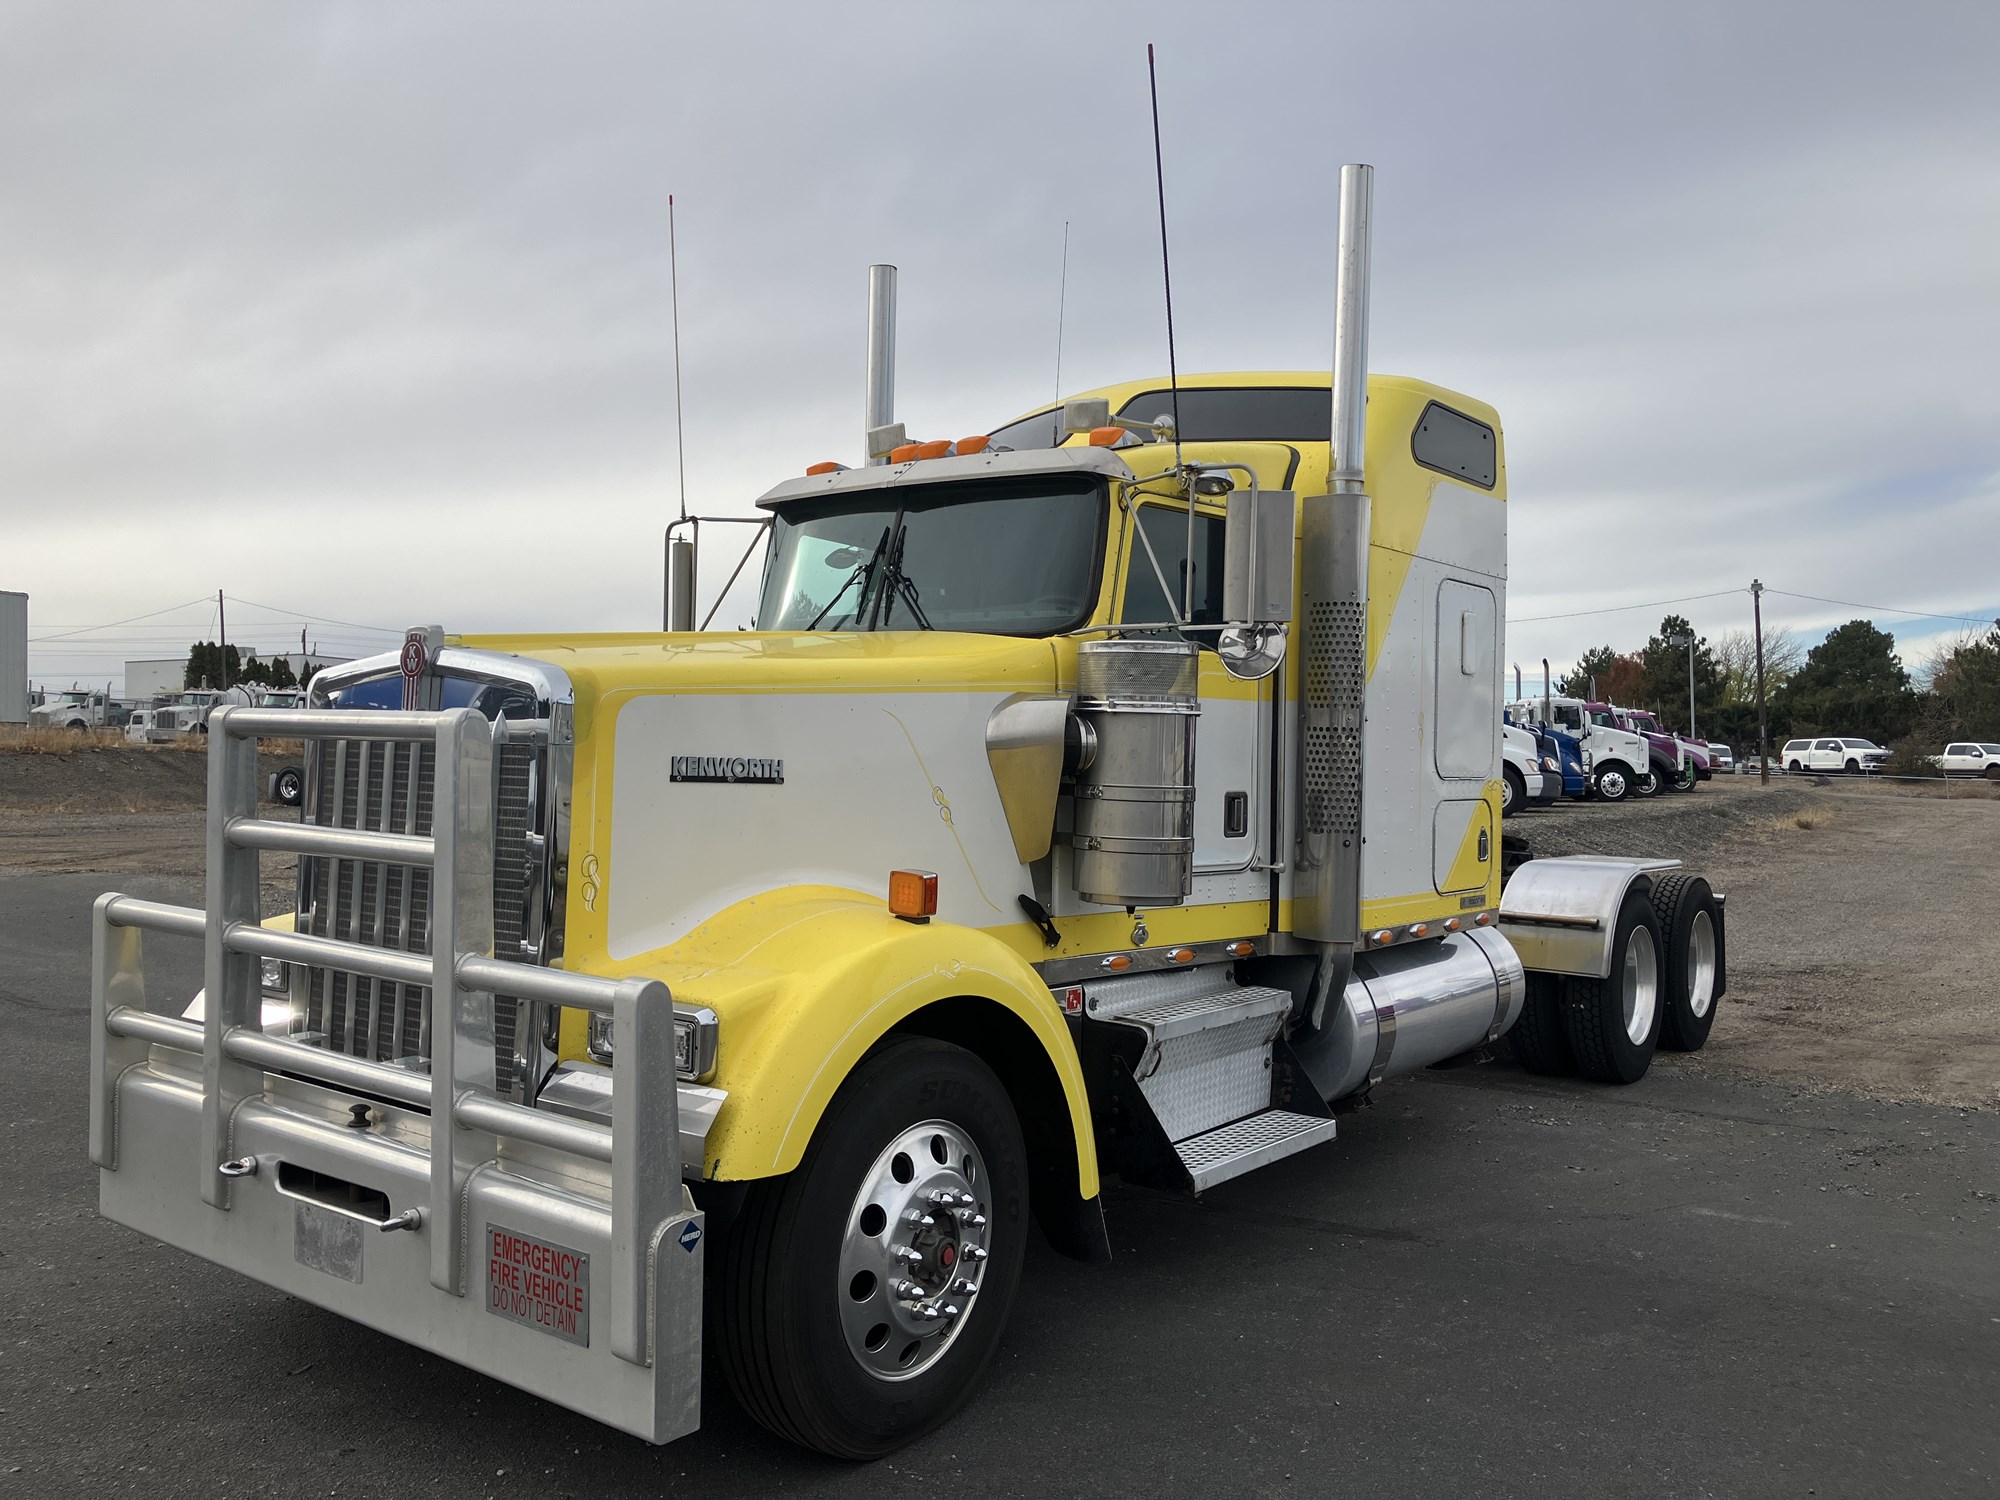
[1686,908,1717,1019]
[837,1119,992,1382]
[1599,769,1628,799]
[1621,923,1659,1044]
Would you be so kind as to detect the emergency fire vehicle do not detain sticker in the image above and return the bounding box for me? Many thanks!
[486,1226,590,1346]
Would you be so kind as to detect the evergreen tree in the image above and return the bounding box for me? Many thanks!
[1776,620,1916,744]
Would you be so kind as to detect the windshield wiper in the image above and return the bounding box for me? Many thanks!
[806,526,891,631]
[871,527,933,630]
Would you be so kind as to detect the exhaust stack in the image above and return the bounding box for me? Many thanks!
[1294,164,1374,954]
[865,264,898,464]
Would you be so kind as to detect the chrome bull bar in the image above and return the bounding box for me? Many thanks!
[88,705,701,1443]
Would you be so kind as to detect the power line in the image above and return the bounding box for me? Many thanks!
[27,596,213,642]
[222,594,401,634]
[1509,589,1745,625]
[1762,589,1998,628]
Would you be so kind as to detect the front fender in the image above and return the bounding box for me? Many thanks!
[566,886,1097,1196]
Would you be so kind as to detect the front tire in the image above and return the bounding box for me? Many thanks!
[1845,758,1860,774]
[1592,765,1633,803]
[1561,890,1663,1084]
[1666,763,1698,793]
[1651,873,1722,1051]
[712,1038,1027,1459]
[1502,764,1525,817]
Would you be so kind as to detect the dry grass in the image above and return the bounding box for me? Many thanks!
[0,726,303,757]
[1759,804,1836,833]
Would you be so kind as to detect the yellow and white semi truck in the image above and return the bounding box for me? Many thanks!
[87,166,1726,1459]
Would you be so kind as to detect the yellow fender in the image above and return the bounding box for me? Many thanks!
[567,887,1099,1197]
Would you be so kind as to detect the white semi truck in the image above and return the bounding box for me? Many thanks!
[88,166,1728,1459]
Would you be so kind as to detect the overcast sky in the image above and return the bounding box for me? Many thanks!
[7,0,1999,693]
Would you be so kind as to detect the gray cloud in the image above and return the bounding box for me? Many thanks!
[6,0,1997,687]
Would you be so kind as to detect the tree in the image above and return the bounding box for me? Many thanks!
[1713,625,1802,704]
[1637,614,1726,735]
[184,641,243,690]
[1929,624,2000,741]
[1559,645,1644,703]
[1775,619,1916,744]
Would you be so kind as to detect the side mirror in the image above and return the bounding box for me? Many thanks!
[1062,398,1111,434]
[1222,488,1295,625]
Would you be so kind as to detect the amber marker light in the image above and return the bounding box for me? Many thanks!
[1444,918,1462,933]
[1473,911,1494,927]
[956,434,991,455]
[1409,923,1429,939]
[889,443,922,463]
[805,461,844,476]
[888,869,938,922]
[1228,940,1255,958]
[1371,929,1394,946]
[1168,947,1195,964]
[1086,426,1124,447]
[1103,954,1132,972]
[914,439,954,460]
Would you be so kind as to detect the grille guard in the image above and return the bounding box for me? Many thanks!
[88,705,704,1444]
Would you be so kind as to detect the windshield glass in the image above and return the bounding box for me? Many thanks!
[1588,709,1618,727]
[756,477,1103,633]
[1627,712,1658,730]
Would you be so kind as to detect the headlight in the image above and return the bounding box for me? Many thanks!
[260,957,291,995]
[1542,755,1559,772]
[586,1008,717,1081]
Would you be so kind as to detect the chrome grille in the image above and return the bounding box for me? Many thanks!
[300,729,539,1096]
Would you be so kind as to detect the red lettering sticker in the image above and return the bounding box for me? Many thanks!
[485,1225,590,1347]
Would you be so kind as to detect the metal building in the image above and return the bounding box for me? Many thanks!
[0,591,26,724]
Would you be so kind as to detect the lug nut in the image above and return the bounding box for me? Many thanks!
[915,1301,944,1321]
[892,1279,926,1301]
[950,1278,979,1296]
[907,1211,936,1228]
[892,1245,923,1264]
[941,1304,962,1319]
[957,1210,987,1229]
[963,1245,989,1263]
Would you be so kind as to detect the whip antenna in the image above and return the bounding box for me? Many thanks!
[1053,220,1070,422]
[1146,44,1183,473]
[669,193,688,521]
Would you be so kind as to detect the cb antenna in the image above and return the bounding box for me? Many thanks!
[1146,43,1183,473]
[669,193,688,522]
[1053,220,1070,421]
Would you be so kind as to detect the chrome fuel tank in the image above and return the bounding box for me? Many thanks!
[1293,927,1525,1103]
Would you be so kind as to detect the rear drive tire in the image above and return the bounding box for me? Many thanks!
[1592,765,1632,803]
[712,1037,1027,1460]
[1508,973,1573,1075]
[1561,891,1663,1084]
[1650,873,1722,1051]
[1502,764,1525,817]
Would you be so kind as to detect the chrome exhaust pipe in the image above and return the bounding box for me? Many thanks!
[865,264,898,464]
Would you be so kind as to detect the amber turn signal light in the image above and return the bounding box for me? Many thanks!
[1086,426,1124,447]
[888,869,938,922]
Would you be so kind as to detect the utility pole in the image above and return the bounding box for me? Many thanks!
[1752,579,1769,787]
[1666,632,1696,738]
[217,589,229,691]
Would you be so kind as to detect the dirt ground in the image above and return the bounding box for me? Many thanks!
[4,747,1997,1107]
[1513,774,2000,1109]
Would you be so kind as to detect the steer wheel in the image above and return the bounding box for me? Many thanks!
[711,1038,1026,1459]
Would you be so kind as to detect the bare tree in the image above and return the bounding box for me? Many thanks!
[1713,625,1801,704]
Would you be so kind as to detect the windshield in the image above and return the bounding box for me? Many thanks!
[756,477,1103,633]
[1588,709,1618,728]
[1843,739,1881,750]
[1627,712,1659,730]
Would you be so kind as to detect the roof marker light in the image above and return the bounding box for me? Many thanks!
[914,439,954,460]
[956,434,991,455]
[805,461,845,476]
[888,443,923,463]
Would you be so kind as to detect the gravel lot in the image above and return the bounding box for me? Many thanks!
[1510,776,2000,1109]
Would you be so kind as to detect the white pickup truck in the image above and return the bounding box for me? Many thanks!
[1928,742,2000,779]
[1781,737,1890,774]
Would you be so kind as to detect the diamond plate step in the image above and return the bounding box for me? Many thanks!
[1112,983,1291,1041]
[1174,1109,1339,1193]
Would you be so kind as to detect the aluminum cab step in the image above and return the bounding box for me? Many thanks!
[1174,1109,1339,1192]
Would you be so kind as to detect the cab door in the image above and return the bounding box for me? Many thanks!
[1118,500,1264,873]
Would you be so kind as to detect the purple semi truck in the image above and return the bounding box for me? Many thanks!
[1592,702,1710,794]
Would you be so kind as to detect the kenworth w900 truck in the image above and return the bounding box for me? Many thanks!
[87,166,1728,1459]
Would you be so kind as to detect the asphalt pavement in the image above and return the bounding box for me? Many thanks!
[4,870,1997,1498]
